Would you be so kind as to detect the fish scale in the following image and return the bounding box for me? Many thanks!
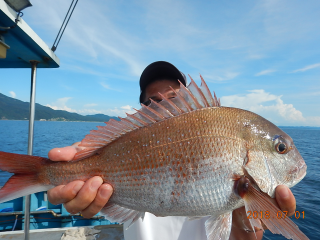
[0,76,308,240]
[41,108,247,217]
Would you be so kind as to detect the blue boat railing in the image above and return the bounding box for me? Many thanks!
[0,191,115,231]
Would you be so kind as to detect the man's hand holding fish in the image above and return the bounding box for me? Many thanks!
[48,142,114,218]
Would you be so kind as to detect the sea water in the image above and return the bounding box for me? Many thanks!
[0,120,319,239]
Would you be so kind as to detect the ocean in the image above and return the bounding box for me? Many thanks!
[0,120,319,239]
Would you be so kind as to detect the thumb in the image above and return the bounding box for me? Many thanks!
[48,142,84,161]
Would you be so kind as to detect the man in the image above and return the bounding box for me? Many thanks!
[48,61,296,239]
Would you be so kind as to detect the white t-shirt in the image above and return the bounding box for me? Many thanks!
[124,213,208,240]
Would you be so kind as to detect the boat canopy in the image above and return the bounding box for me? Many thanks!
[0,0,60,68]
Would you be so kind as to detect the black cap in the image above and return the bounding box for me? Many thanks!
[139,61,187,103]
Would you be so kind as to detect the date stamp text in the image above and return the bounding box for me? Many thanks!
[247,211,305,219]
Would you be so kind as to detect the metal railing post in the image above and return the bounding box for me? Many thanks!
[24,60,39,240]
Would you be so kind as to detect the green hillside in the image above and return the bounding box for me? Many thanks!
[0,93,119,122]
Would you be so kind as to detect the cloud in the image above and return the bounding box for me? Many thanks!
[291,63,320,73]
[47,98,136,117]
[121,105,132,110]
[100,82,120,92]
[9,91,16,98]
[26,1,146,77]
[84,103,98,107]
[77,105,135,117]
[255,69,276,76]
[26,1,320,76]
[306,116,320,127]
[102,106,136,117]
[247,54,265,60]
[204,72,240,82]
[100,82,112,90]
[221,90,306,124]
[215,72,240,81]
[76,109,102,115]
[46,97,76,112]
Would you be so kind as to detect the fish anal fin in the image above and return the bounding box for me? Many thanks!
[243,184,309,240]
[205,212,232,240]
[101,203,145,229]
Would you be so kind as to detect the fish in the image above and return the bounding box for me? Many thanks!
[0,75,308,240]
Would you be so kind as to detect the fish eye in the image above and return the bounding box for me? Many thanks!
[275,142,287,154]
[273,135,288,154]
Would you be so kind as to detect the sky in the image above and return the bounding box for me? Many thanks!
[1,0,320,126]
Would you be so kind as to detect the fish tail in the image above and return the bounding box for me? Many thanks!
[0,151,51,203]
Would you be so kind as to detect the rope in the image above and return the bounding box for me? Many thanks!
[51,0,79,52]
[12,215,18,231]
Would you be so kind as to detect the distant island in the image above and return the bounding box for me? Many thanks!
[0,93,119,122]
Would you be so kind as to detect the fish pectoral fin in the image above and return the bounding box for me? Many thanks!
[243,184,309,240]
[100,203,145,229]
[204,212,232,240]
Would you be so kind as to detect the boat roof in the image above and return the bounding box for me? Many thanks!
[0,0,60,68]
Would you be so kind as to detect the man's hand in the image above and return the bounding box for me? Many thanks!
[275,185,296,216]
[47,142,113,218]
[230,185,296,240]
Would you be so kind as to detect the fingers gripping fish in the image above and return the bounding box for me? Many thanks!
[0,75,308,240]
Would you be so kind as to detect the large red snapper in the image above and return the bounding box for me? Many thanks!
[0,76,308,240]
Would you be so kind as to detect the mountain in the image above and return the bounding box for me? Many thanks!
[0,93,119,122]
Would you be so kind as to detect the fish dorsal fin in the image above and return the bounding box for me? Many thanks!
[73,75,220,160]
[199,74,220,107]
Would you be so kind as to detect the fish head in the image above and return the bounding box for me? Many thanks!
[242,113,307,197]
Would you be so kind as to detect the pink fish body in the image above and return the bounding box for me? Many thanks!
[0,76,308,240]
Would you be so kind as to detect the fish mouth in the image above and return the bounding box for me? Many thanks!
[296,163,307,180]
[289,160,307,186]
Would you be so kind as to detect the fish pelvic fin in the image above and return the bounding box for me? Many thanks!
[205,212,232,240]
[74,76,221,161]
[100,203,145,229]
[242,182,309,240]
[0,151,51,203]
